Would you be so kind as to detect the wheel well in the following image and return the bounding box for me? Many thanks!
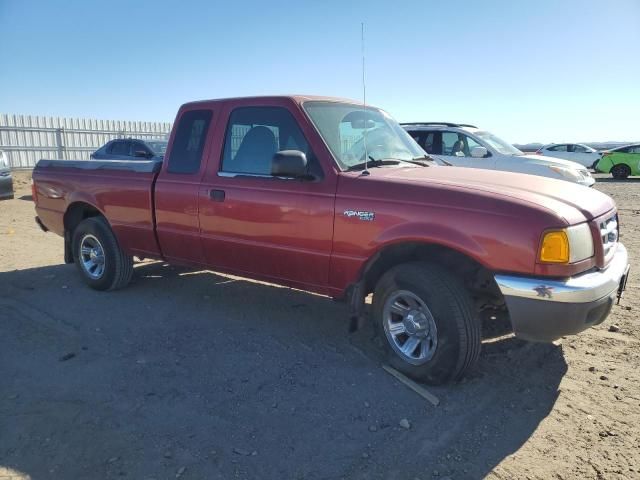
[360,243,505,312]
[64,202,102,233]
[611,163,630,172]
[62,202,103,264]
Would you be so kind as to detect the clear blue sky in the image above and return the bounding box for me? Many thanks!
[1,0,638,144]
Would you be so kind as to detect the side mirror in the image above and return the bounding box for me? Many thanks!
[271,150,308,178]
[470,146,488,158]
[134,150,150,158]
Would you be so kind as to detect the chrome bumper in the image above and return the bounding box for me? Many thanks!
[496,244,628,304]
[495,243,629,342]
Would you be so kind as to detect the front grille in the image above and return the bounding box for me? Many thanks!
[599,214,618,257]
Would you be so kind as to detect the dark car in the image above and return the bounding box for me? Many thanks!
[90,138,168,161]
[0,150,14,200]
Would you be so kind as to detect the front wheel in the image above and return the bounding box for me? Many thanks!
[72,217,133,291]
[611,164,631,179]
[372,262,481,385]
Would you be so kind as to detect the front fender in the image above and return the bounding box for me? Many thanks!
[373,221,489,266]
[327,220,495,297]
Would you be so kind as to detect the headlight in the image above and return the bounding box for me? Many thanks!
[539,223,594,264]
[548,165,583,182]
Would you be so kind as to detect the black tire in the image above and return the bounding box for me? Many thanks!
[372,262,480,385]
[71,216,133,291]
[611,164,631,180]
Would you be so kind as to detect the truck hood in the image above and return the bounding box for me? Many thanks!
[365,165,614,224]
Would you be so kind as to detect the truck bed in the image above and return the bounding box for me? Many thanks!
[33,159,163,259]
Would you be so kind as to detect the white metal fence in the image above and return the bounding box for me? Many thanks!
[0,114,172,168]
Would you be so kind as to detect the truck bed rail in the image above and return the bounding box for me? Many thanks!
[36,159,162,174]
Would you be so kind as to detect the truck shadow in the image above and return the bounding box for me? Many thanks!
[0,261,567,480]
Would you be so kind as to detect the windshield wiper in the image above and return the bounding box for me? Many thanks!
[347,157,401,171]
[348,156,429,171]
[400,159,430,167]
[413,154,452,166]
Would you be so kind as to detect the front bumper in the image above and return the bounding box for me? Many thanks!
[495,243,629,342]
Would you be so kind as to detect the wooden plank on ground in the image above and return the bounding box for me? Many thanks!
[382,364,440,407]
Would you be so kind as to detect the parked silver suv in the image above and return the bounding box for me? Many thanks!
[402,122,594,187]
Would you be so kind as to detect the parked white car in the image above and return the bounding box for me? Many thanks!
[535,143,602,169]
[402,123,595,187]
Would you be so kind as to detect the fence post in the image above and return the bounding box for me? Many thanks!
[55,128,65,160]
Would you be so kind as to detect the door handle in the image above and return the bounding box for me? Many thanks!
[209,189,225,202]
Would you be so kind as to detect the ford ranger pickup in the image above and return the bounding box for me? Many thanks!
[32,96,630,384]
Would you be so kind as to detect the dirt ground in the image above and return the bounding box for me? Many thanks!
[1,170,638,480]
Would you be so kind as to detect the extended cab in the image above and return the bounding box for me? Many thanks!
[33,96,630,384]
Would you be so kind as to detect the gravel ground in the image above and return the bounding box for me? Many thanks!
[1,171,638,480]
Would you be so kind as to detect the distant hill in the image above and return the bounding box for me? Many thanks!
[513,141,640,152]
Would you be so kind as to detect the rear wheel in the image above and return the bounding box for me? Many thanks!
[372,262,481,385]
[72,217,133,291]
[611,164,631,179]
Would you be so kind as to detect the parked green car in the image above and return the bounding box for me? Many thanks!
[595,144,640,179]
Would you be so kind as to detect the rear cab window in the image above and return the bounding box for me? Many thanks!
[166,109,213,174]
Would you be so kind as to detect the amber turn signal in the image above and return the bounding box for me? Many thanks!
[539,230,570,263]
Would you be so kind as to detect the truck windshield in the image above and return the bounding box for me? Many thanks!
[474,131,523,156]
[303,101,426,170]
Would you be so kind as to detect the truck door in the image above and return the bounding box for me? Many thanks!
[155,108,214,265]
[198,103,336,292]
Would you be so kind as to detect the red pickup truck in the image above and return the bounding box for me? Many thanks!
[33,95,630,384]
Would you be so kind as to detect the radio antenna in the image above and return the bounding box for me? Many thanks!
[361,22,370,176]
